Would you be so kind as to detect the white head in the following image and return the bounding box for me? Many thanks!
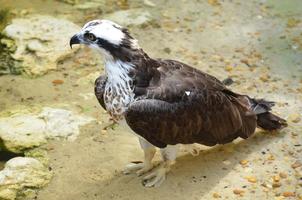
[70,19,139,60]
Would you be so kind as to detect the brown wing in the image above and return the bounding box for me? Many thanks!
[94,75,107,110]
[125,60,257,148]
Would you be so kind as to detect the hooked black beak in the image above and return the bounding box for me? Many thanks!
[70,34,81,49]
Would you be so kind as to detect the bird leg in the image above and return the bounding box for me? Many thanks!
[123,138,156,176]
[142,145,178,187]
[123,147,156,176]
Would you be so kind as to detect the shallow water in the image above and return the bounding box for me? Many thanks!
[0,0,301,199]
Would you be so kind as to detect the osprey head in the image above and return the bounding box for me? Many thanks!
[70,19,139,59]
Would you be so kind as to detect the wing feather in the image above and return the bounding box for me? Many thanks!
[125,60,257,148]
[94,75,107,110]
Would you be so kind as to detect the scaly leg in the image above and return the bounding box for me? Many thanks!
[142,145,178,187]
[123,138,156,176]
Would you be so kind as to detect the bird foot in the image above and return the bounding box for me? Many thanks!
[142,165,167,187]
[123,162,154,176]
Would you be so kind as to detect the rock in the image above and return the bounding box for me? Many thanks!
[1,15,80,77]
[239,160,249,166]
[279,172,287,179]
[224,65,233,72]
[0,115,47,153]
[0,107,94,153]
[282,192,295,197]
[212,192,221,198]
[291,160,302,169]
[233,189,245,196]
[245,176,257,183]
[260,74,270,82]
[0,157,52,200]
[144,0,156,7]
[104,9,154,27]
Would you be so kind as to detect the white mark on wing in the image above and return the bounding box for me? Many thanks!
[185,91,191,96]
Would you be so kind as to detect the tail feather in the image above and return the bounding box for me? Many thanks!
[257,112,287,131]
[248,98,287,131]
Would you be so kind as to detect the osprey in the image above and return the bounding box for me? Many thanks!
[70,20,287,187]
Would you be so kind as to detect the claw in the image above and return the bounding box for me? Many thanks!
[123,162,154,176]
[123,162,144,175]
[142,167,167,187]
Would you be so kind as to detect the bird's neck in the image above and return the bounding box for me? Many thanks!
[104,58,134,86]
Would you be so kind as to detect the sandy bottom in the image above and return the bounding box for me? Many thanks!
[0,0,301,199]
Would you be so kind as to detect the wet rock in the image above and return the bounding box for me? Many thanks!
[0,107,94,153]
[1,15,80,77]
[0,157,51,200]
[104,9,154,27]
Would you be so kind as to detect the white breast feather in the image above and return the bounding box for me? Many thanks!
[103,59,135,119]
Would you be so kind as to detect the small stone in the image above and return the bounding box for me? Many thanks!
[262,182,272,189]
[213,192,221,198]
[241,59,251,67]
[272,182,281,188]
[288,113,301,123]
[222,160,231,165]
[282,192,295,197]
[287,18,300,28]
[246,176,257,183]
[144,0,156,7]
[279,172,287,179]
[273,175,280,182]
[233,189,245,196]
[163,47,171,54]
[52,79,64,85]
[291,161,302,169]
[267,154,275,161]
[240,160,249,166]
[224,65,233,72]
[208,0,221,6]
[260,74,270,82]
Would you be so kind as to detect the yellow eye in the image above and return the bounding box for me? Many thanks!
[84,33,96,41]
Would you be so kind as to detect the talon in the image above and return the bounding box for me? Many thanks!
[123,162,154,176]
[141,166,167,187]
[123,162,144,175]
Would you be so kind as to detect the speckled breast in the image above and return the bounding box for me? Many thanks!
[103,83,134,121]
